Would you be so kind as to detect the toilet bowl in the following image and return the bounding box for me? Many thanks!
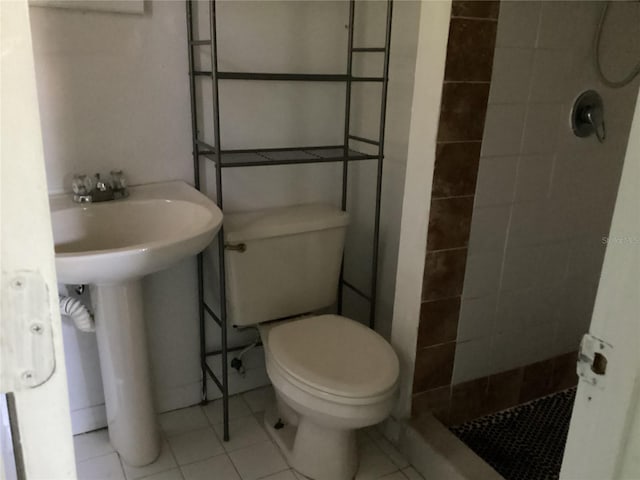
[222,204,400,479]
[260,315,399,480]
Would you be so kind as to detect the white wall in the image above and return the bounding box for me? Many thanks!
[345,0,422,339]
[452,0,640,385]
[29,1,193,194]
[30,0,420,433]
[391,0,452,419]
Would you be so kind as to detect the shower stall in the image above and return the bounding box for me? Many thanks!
[409,1,640,479]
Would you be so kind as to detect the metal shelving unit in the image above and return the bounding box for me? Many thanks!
[185,0,393,442]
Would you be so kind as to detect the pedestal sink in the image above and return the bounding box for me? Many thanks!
[50,181,223,466]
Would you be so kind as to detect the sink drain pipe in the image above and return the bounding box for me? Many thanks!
[59,294,95,332]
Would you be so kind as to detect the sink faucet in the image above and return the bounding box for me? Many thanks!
[72,170,129,203]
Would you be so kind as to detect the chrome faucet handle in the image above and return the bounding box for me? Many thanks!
[72,174,92,195]
[72,174,93,203]
[110,170,129,198]
[110,170,127,190]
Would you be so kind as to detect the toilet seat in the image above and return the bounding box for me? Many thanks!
[267,315,399,401]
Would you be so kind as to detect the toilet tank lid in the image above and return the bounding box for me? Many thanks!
[224,203,349,243]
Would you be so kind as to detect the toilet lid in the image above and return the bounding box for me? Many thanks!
[267,315,399,399]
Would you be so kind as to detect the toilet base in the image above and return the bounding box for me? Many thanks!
[264,404,358,480]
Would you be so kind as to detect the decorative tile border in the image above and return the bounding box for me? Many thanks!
[411,0,580,427]
[413,351,579,426]
[412,0,500,408]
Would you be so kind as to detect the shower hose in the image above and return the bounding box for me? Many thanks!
[595,1,640,88]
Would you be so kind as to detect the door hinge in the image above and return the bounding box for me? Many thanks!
[0,270,56,393]
[577,333,612,390]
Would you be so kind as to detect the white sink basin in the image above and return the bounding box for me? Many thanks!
[50,181,222,284]
[49,181,222,467]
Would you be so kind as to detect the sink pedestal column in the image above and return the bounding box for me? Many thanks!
[91,280,160,466]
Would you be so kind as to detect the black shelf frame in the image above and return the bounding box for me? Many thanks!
[185,0,393,443]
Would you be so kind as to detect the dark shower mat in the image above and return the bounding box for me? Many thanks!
[449,388,577,480]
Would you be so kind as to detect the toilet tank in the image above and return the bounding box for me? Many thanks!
[223,204,349,326]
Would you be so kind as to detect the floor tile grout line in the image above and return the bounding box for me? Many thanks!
[122,439,179,480]
[201,395,256,429]
[73,428,116,464]
[228,439,289,480]
[182,449,228,467]
[254,466,292,480]
[402,467,425,480]
[75,448,117,466]
[227,450,246,480]
[137,467,184,480]
[116,452,127,480]
[167,438,228,469]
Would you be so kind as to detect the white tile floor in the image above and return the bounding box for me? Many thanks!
[74,386,423,480]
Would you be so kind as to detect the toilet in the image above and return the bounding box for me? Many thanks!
[223,204,400,480]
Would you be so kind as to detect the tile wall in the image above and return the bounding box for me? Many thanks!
[414,350,578,425]
[455,0,639,384]
[411,0,499,417]
[412,0,639,424]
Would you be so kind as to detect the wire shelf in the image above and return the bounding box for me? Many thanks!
[192,71,384,82]
[198,145,379,167]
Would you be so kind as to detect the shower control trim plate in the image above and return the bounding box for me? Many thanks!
[577,333,612,390]
[572,90,606,143]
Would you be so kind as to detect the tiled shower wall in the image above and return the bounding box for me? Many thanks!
[412,0,639,425]
[455,0,639,393]
[411,0,500,422]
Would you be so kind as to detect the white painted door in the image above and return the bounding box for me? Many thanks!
[560,89,640,478]
[1,1,76,478]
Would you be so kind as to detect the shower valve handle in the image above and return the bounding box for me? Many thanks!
[585,107,606,143]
